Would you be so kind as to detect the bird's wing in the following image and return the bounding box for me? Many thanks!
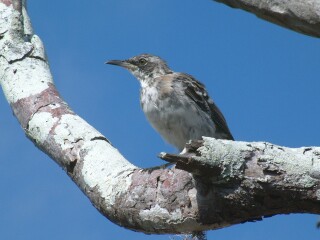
[174,73,234,140]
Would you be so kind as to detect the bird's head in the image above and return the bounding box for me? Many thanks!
[106,54,173,83]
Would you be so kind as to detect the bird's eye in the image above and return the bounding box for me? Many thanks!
[138,58,147,65]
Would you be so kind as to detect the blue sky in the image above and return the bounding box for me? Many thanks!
[1,0,320,239]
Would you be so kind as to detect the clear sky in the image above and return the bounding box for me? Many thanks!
[1,0,320,239]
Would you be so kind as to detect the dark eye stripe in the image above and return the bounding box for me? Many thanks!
[139,58,147,65]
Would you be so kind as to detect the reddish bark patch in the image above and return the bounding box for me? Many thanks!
[10,84,77,170]
[109,168,198,233]
[11,83,74,129]
[129,168,194,212]
[1,0,22,12]
[1,0,12,6]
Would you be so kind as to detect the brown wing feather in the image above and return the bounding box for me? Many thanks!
[175,73,234,140]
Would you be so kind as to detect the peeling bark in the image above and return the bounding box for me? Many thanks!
[214,0,320,38]
[0,0,319,236]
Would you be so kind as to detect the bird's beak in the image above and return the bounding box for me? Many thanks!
[105,60,134,70]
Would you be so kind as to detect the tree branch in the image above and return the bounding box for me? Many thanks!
[214,0,320,38]
[0,0,319,236]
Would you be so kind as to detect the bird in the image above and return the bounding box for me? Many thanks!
[106,54,233,152]
[107,54,233,240]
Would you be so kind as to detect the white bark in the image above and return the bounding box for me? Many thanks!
[0,0,319,236]
[214,0,320,38]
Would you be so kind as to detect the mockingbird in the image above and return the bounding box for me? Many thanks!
[107,54,233,152]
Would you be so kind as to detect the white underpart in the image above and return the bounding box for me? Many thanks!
[140,82,216,151]
[140,85,159,111]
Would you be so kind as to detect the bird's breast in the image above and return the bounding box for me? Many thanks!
[140,86,160,112]
[140,85,177,128]
[140,86,216,150]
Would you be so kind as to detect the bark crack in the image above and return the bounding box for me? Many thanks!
[90,136,111,144]
[29,54,47,62]
[6,43,33,64]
